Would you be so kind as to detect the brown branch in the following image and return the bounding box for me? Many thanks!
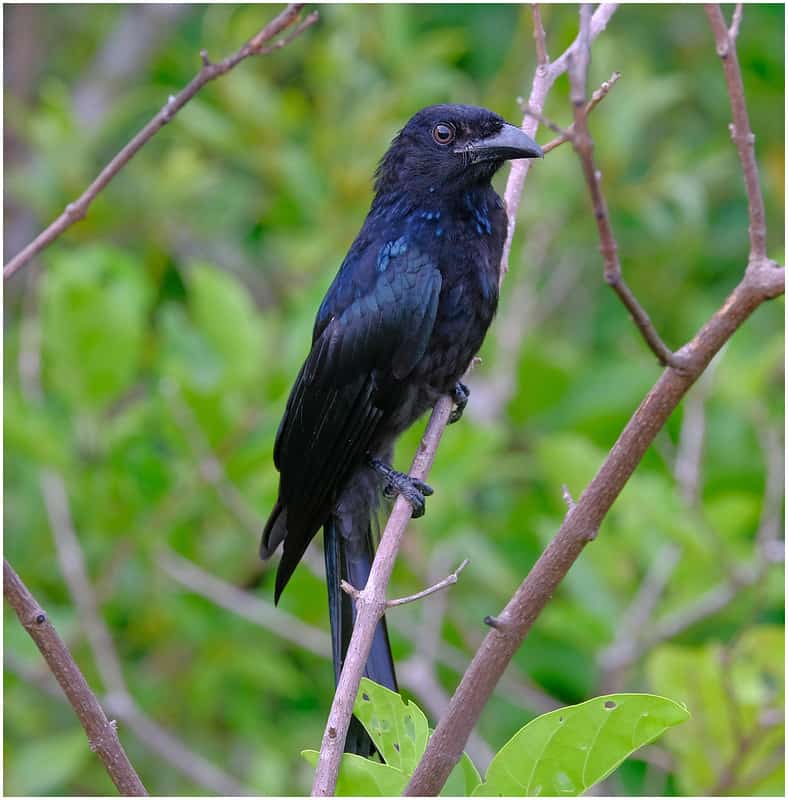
[406,260,783,798]
[704,4,767,261]
[500,3,619,280]
[3,3,318,280]
[567,37,683,368]
[389,559,469,607]
[39,469,253,796]
[311,398,453,795]
[531,4,549,69]
[404,6,783,794]
[3,560,148,796]
[13,268,253,795]
[540,71,621,155]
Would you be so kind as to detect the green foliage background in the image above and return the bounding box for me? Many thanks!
[3,3,784,796]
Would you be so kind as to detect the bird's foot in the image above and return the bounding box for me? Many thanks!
[369,458,433,518]
[449,382,470,424]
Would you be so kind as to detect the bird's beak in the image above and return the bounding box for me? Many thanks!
[461,123,544,162]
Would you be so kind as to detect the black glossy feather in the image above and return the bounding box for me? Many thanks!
[261,103,542,754]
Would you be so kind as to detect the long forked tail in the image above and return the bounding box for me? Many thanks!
[324,515,397,757]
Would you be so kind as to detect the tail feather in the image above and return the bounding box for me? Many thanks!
[324,515,397,756]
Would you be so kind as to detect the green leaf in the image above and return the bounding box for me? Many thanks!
[473,693,689,796]
[5,728,92,795]
[647,628,784,795]
[187,261,265,389]
[41,244,153,409]
[442,747,482,796]
[353,677,430,773]
[301,750,408,796]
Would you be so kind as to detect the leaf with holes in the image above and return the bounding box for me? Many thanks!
[353,677,430,773]
[301,750,407,796]
[472,693,689,796]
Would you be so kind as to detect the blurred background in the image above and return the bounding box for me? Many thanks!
[3,3,784,796]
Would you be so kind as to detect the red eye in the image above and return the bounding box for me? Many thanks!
[432,123,455,145]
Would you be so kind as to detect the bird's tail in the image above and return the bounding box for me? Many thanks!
[324,514,397,757]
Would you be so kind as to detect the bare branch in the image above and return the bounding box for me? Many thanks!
[500,3,619,279]
[158,546,332,658]
[729,3,743,40]
[567,27,683,368]
[540,71,621,155]
[3,560,148,796]
[704,4,768,261]
[14,266,254,795]
[531,5,549,69]
[311,398,453,795]
[386,559,469,608]
[3,4,318,280]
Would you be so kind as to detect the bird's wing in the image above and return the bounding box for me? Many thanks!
[262,240,442,586]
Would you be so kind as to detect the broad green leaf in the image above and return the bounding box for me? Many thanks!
[474,693,689,796]
[301,750,407,796]
[187,261,265,389]
[353,677,429,773]
[441,746,482,796]
[41,244,153,408]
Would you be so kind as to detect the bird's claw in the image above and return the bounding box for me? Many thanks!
[449,382,470,424]
[370,458,433,518]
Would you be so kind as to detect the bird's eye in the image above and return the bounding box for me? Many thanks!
[432,123,455,145]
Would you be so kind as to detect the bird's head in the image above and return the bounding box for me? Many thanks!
[374,104,543,198]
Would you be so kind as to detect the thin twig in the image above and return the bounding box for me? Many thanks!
[311,398,453,795]
[500,3,619,280]
[540,71,622,155]
[561,484,576,512]
[704,4,767,261]
[340,558,469,609]
[3,560,148,796]
[531,5,549,69]
[3,4,318,280]
[386,559,469,608]
[567,27,683,368]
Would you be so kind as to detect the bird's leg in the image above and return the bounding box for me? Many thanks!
[368,457,434,518]
[449,382,470,424]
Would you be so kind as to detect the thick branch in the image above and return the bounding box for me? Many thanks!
[3,560,148,796]
[3,4,318,280]
[405,251,783,798]
[704,4,767,260]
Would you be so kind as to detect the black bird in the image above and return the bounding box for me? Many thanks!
[261,104,542,754]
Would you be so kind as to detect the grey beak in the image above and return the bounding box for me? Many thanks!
[463,123,544,161]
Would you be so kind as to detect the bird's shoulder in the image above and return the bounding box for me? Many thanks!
[313,205,440,342]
